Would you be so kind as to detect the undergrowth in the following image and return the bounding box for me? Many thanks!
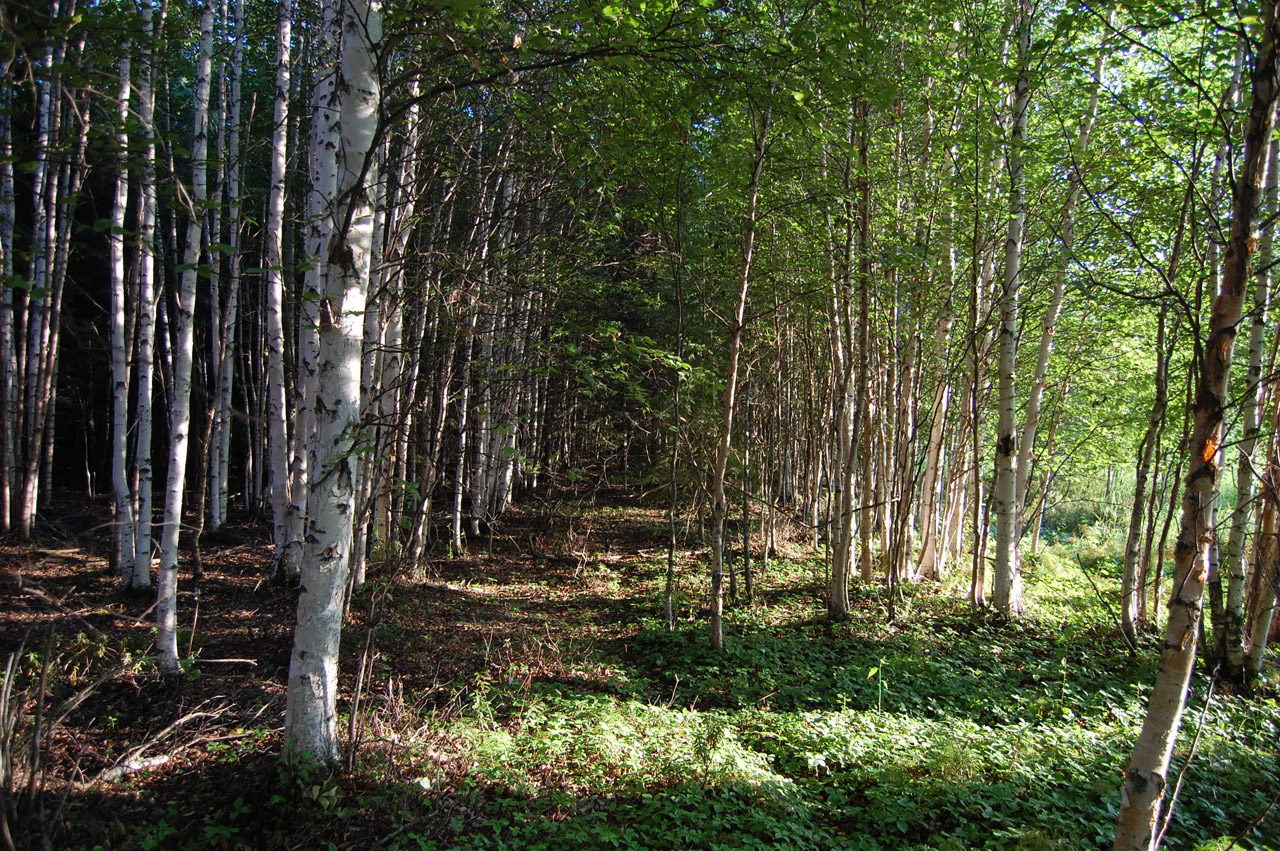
[33,517,1278,851]
[425,540,1279,851]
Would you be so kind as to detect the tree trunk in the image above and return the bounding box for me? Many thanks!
[156,0,215,675]
[0,57,13,536]
[1114,10,1278,844]
[710,104,770,650]
[109,48,136,580]
[1219,121,1279,682]
[282,0,343,580]
[1122,307,1169,647]
[266,0,294,575]
[210,0,246,532]
[916,199,955,582]
[992,0,1032,618]
[285,0,382,767]
[1244,481,1277,680]
[1014,19,1108,522]
[1205,39,1249,653]
[131,0,161,590]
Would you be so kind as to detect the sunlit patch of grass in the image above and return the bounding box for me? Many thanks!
[437,688,1279,850]
[457,693,792,797]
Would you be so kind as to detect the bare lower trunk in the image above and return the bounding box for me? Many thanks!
[210,4,245,532]
[1014,12,1109,521]
[1245,493,1278,679]
[109,50,135,579]
[916,308,953,581]
[1220,126,1280,681]
[1122,307,1169,647]
[0,59,13,536]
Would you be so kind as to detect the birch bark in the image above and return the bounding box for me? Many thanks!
[1219,121,1280,680]
[210,0,246,532]
[991,0,1032,617]
[282,0,342,579]
[1114,8,1278,843]
[131,0,161,590]
[155,0,214,675]
[1014,18,1109,518]
[0,59,13,535]
[267,0,294,571]
[710,104,769,650]
[285,0,382,765]
[109,49,136,580]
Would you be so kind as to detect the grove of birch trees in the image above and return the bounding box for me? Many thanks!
[2,0,1279,845]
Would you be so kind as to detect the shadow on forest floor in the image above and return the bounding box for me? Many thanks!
[1,492,1277,850]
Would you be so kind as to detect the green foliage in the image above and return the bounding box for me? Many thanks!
[435,547,1278,850]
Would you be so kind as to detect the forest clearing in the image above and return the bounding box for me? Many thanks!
[3,0,1280,847]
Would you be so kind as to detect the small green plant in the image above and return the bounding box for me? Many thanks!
[867,658,885,712]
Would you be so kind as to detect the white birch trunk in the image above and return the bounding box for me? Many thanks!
[991,0,1031,617]
[282,0,342,579]
[1221,124,1279,680]
[210,0,245,530]
[1245,495,1277,679]
[19,2,64,538]
[110,50,136,582]
[131,0,160,590]
[266,0,294,573]
[156,0,215,675]
[710,105,770,650]
[0,59,14,535]
[351,159,387,589]
[1014,21,1109,517]
[285,0,381,766]
[916,308,953,581]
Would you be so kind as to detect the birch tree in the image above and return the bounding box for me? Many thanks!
[1014,14,1109,526]
[1217,119,1279,682]
[991,0,1032,617]
[109,43,136,583]
[0,58,16,536]
[266,0,294,573]
[155,0,215,676]
[1114,6,1279,844]
[709,103,770,650]
[130,0,161,590]
[284,0,382,765]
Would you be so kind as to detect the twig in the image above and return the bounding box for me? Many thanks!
[25,630,53,799]
[48,660,141,733]
[100,700,231,781]
[19,586,109,643]
[1073,554,1137,656]
[192,658,257,666]
[1223,786,1280,849]
[375,819,429,848]
[347,625,375,774]
[186,592,200,660]
[1154,672,1217,850]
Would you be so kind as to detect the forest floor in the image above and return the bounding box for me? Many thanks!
[1,488,1277,850]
